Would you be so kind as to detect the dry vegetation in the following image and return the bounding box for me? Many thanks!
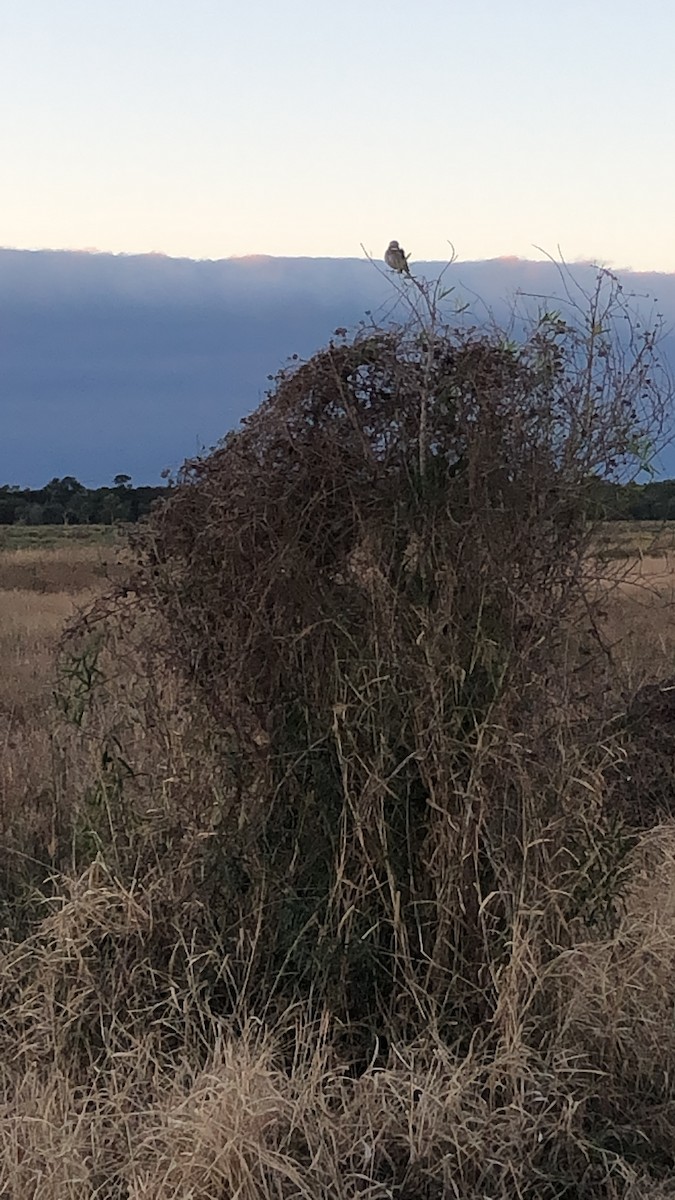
[4,280,675,1199]
[6,540,675,1200]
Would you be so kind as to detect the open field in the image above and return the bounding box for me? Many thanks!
[0,522,118,550]
[0,535,108,719]
[594,520,675,561]
[3,525,675,1197]
[5,517,670,754]
[0,534,115,884]
[592,537,675,691]
[0,525,124,590]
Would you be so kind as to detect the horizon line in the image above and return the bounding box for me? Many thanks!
[1,244,666,276]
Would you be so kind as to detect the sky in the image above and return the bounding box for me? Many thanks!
[2,0,675,271]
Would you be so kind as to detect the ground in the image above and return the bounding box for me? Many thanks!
[3,523,675,1198]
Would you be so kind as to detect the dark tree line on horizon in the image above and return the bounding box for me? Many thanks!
[0,475,166,526]
[2,474,675,526]
[591,477,675,521]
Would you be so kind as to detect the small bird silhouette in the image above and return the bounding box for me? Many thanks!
[384,240,411,275]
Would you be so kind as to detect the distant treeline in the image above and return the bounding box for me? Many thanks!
[0,475,166,526]
[2,474,675,526]
[591,478,675,521]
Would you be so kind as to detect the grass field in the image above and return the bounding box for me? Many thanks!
[3,525,675,1198]
[0,522,118,550]
[595,519,675,560]
[0,532,108,718]
[0,531,121,881]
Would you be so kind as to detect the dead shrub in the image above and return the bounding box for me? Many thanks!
[3,268,675,1199]
[112,271,668,1048]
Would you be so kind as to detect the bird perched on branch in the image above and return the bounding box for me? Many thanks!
[384,240,411,275]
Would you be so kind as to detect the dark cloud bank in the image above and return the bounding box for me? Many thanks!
[2,248,675,486]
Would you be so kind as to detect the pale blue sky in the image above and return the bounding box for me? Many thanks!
[2,0,675,269]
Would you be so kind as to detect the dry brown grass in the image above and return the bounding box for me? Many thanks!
[594,521,675,561]
[0,542,124,593]
[0,550,94,918]
[590,549,675,693]
[0,589,86,720]
[0,537,126,825]
[2,526,675,1198]
[2,848,675,1200]
[0,588,85,877]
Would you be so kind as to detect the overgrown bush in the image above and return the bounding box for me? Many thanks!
[5,266,675,1198]
[114,270,668,1051]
